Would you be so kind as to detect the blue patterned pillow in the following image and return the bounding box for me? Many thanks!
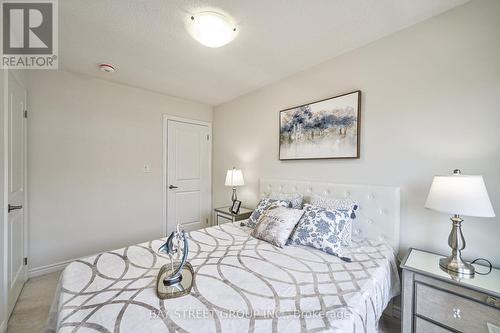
[246,198,290,228]
[310,194,358,247]
[289,204,351,257]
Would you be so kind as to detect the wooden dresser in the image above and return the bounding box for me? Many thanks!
[401,248,500,333]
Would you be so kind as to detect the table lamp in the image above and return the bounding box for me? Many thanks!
[225,167,244,202]
[425,169,495,277]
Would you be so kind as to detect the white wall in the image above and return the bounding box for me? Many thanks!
[27,70,212,271]
[213,0,500,266]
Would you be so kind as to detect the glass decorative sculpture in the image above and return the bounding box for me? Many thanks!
[156,224,194,299]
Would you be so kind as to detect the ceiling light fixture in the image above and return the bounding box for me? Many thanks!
[99,63,115,73]
[187,11,237,48]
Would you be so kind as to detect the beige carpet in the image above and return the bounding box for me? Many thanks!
[7,271,61,333]
[7,271,401,332]
[379,314,401,333]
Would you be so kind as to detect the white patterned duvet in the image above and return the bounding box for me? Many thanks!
[46,222,400,333]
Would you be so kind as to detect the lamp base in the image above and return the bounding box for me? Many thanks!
[438,215,475,279]
[439,256,475,277]
[231,187,237,202]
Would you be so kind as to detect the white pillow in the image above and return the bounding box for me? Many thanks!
[310,194,358,214]
[268,192,304,209]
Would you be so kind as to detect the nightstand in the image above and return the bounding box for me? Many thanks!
[213,206,253,226]
[401,248,500,333]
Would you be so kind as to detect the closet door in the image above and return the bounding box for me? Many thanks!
[6,71,28,316]
[166,119,210,235]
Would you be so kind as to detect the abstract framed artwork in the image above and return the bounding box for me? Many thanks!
[279,90,361,160]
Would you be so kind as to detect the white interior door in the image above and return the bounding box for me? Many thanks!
[167,119,210,235]
[6,71,27,315]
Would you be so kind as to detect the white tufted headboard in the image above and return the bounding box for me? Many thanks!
[260,179,401,252]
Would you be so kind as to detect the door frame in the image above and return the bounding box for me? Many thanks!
[1,69,28,324]
[162,115,212,236]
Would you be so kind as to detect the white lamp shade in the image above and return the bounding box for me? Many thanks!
[225,169,244,187]
[425,174,495,217]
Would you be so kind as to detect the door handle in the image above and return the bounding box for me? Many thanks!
[168,185,178,189]
[8,204,23,213]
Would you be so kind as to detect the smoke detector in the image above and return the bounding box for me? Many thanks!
[99,63,115,73]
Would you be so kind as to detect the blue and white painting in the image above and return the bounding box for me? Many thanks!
[279,91,360,160]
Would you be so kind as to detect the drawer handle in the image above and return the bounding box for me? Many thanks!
[452,308,461,319]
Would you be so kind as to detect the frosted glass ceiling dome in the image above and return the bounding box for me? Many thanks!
[187,11,238,48]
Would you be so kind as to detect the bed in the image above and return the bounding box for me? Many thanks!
[46,179,401,333]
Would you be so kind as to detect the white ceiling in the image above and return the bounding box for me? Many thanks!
[59,0,468,106]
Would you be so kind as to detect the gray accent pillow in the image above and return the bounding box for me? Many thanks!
[268,192,304,209]
[310,194,358,247]
[289,204,351,257]
[251,206,304,248]
[247,198,290,228]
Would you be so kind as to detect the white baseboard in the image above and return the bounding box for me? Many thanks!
[28,259,72,278]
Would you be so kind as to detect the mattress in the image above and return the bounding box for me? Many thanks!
[46,222,400,333]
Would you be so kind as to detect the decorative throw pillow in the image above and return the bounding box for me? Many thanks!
[310,194,358,218]
[268,192,304,209]
[251,206,304,248]
[246,198,290,228]
[310,195,358,247]
[289,204,351,257]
